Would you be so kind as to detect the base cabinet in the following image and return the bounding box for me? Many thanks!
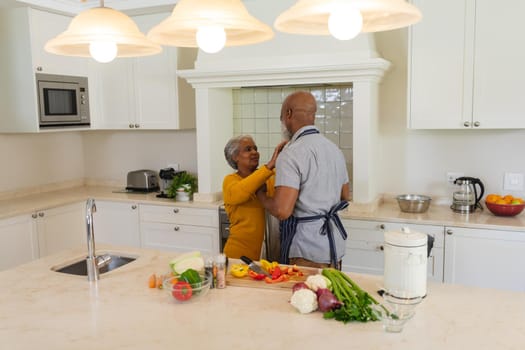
[36,202,86,257]
[92,201,140,248]
[444,226,525,291]
[342,219,445,283]
[140,205,219,255]
[0,214,39,271]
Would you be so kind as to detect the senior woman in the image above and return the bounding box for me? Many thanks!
[222,135,286,261]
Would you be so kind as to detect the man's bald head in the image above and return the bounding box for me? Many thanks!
[281,91,317,135]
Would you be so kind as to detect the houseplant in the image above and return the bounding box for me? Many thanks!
[166,172,198,201]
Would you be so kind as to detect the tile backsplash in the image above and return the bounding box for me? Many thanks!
[232,85,353,188]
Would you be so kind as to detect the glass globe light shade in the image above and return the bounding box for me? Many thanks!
[89,41,118,63]
[196,25,227,54]
[328,6,363,41]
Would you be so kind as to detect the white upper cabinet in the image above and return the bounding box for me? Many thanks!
[90,12,195,130]
[471,1,525,128]
[28,9,88,76]
[408,0,525,129]
[0,7,89,133]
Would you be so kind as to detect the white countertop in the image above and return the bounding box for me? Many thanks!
[1,245,524,350]
[0,185,221,220]
[341,198,525,232]
[1,185,524,233]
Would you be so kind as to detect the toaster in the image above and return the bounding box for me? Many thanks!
[126,170,159,192]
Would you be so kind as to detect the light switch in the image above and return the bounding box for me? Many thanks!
[503,173,524,191]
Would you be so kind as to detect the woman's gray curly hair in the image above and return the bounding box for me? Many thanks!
[224,135,253,170]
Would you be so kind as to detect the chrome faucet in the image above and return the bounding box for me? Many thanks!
[85,198,111,282]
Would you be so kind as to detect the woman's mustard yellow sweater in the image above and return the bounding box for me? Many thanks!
[222,166,274,261]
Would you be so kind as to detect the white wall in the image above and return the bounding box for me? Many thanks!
[0,132,84,192]
[375,29,525,200]
[82,130,197,185]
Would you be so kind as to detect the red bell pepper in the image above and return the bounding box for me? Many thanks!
[264,274,289,284]
[248,270,266,280]
[271,266,282,280]
[171,281,193,301]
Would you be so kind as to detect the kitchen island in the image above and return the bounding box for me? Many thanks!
[1,246,524,350]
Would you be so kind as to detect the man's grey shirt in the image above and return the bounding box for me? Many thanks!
[275,125,349,263]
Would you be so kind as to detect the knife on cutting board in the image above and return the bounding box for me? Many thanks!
[240,256,271,277]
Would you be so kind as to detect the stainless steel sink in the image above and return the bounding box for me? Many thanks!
[52,255,137,276]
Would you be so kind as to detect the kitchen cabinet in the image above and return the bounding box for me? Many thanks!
[140,204,219,255]
[408,0,525,129]
[0,214,39,271]
[92,200,141,248]
[36,202,86,257]
[89,12,195,130]
[0,7,89,133]
[342,219,444,282]
[444,226,525,292]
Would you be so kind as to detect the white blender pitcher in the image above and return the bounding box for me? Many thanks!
[383,227,428,299]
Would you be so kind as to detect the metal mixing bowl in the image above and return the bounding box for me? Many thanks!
[396,194,432,213]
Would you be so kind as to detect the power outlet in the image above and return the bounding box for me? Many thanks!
[504,172,524,191]
[167,163,180,171]
[446,172,463,184]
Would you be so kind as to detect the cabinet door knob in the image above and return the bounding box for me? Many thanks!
[173,208,179,214]
[131,205,137,210]
[174,226,180,231]
[38,212,44,217]
[473,121,480,127]
[135,123,140,128]
[446,229,453,235]
[378,245,384,251]
[463,121,470,127]
[379,224,385,230]
[129,124,134,128]
[32,213,38,219]
[36,66,43,71]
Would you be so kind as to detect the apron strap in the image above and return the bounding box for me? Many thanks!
[279,200,349,266]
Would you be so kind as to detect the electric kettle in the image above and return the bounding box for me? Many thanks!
[451,176,485,213]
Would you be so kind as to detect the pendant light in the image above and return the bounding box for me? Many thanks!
[274,0,422,41]
[147,0,274,54]
[45,0,162,63]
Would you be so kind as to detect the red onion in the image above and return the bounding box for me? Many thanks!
[292,282,310,293]
[316,288,332,298]
[317,289,343,312]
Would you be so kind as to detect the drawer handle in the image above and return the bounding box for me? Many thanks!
[379,224,385,230]
[173,208,179,214]
[174,226,180,231]
[446,229,453,235]
[131,205,137,210]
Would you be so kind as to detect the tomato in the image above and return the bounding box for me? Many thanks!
[171,281,193,301]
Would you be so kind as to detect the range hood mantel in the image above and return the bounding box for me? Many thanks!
[178,59,390,89]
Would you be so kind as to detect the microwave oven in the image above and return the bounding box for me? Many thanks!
[36,73,90,128]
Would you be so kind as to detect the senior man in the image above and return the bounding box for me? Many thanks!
[257,91,350,268]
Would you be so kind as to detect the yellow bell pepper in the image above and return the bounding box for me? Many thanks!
[260,259,273,272]
[230,263,249,278]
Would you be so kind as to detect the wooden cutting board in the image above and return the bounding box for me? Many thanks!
[225,259,320,291]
